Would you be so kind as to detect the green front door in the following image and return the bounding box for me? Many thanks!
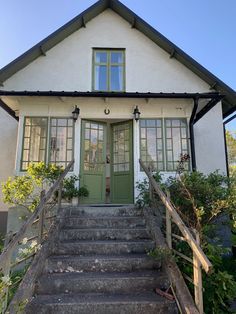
[80,120,106,203]
[111,121,133,204]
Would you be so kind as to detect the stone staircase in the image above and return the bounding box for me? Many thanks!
[25,205,178,313]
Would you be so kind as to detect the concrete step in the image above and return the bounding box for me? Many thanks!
[63,216,146,228]
[55,239,155,255]
[63,206,142,217]
[25,292,178,314]
[59,227,150,241]
[35,271,169,295]
[45,254,161,273]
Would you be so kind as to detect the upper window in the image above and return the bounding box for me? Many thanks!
[21,117,74,170]
[140,118,189,172]
[93,49,125,92]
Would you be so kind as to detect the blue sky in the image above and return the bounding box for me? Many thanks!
[1,0,236,128]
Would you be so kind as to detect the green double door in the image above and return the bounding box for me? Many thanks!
[80,120,133,204]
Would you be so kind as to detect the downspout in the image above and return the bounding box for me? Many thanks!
[189,97,199,171]
[223,113,236,177]
[223,123,229,177]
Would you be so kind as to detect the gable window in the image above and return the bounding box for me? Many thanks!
[93,49,125,92]
[140,118,189,171]
[21,117,74,170]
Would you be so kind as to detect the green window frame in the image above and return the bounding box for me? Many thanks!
[21,117,74,171]
[140,118,190,172]
[92,49,125,92]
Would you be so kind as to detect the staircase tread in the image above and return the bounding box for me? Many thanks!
[59,239,154,244]
[40,270,164,280]
[30,292,175,305]
[64,216,144,219]
[62,227,148,231]
[48,254,154,260]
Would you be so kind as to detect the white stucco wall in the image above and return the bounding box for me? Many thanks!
[3,9,210,93]
[194,102,226,175]
[0,108,18,231]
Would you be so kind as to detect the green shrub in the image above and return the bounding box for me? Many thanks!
[2,162,62,212]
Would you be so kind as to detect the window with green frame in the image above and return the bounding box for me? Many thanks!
[21,117,74,170]
[140,118,190,171]
[93,49,125,91]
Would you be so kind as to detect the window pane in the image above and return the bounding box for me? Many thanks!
[95,65,107,90]
[165,118,189,171]
[49,118,74,166]
[95,52,107,63]
[21,117,47,169]
[140,119,163,171]
[111,52,123,63]
[146,120,155,127]
[110,66,123,91]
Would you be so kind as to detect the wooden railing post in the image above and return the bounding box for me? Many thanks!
[38,190,46,244]
[1,232,14,313]
[193,229,203,314]
[58,181,63,211]
[165,190,172,249]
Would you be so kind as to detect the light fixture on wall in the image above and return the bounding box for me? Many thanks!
[72,105,80,122]
[133,106,141,121]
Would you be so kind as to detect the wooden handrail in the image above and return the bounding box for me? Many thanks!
[0,160,74,269]
[139,159,213,274]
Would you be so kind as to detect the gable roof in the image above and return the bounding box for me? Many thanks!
[0,0,235,118]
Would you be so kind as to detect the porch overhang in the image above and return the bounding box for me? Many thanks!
[0,90,224,123]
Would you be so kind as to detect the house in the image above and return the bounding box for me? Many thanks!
[0,0,236,206]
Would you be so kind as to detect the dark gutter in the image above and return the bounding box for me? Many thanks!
[0,99,18,121]
[223,124,229,177]
[189,98,199,171]
[0,90,221,99]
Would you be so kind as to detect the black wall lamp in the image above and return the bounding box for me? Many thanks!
[72,105,80,122]
[133,106,141,121]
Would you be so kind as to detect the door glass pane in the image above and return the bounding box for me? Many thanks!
[83,122,105,172]
[113,124,130,173]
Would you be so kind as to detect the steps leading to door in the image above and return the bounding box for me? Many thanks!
[25,206,178,313]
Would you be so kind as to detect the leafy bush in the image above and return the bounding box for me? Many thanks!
[2,162,62,212]
[136,166,236,313]
[166,171,236,236]
[165,171,236,313]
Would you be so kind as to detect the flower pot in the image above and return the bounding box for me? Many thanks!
[72,197,78,206]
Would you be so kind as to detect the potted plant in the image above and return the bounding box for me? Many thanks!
[77,186,89,205]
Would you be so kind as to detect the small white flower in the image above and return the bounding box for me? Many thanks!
[22,237,28,245]
[1,275,12,286]
[30,240,37,248]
